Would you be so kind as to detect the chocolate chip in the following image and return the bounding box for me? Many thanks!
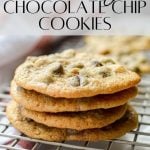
[101,59,115,65]
[68,75,89,87]
[101,49,111,55]
[133,66,140,73]
[41,76,53,84]
[26,64,33,69]
[50,62,64,74]
[98,67,111,78]
[73,63,84,68]
[26,118,33,123]
[91,61,103,67]
[101,72,111,78]
[140,57,147,63]
[69,76,80,87]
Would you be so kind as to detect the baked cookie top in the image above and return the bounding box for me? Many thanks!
[6,101,138,141]
[14,50,140,98]
[21,103,127,130]
[11,81,137,112]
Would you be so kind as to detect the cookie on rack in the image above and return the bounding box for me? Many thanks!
[11,81,137,112]
[14,50,140,98]
[20,102,127,130]
[6,101,138,141]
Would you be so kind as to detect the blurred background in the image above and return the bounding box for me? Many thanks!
[0,35,150,88]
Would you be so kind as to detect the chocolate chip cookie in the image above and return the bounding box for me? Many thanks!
[21,102,127,130]
[11,81,137,112]
[6,101,138,141]
[14,50,140,98]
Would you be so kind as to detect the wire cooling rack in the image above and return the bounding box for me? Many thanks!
[0,74,149,150]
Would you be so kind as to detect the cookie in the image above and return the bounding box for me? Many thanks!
[113,52,150,74]
[21,102,127,130]
[14,50,140,98]
[84,36,150,54]
[83,36,150,74]
[11,81,137,112]
[6,101,138,141]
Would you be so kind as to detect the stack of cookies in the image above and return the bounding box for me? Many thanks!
[7,50,141,141]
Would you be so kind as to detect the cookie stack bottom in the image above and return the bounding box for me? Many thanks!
[7,101,138,141]
[7,81,138,141]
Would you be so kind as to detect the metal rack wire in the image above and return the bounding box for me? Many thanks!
[0,74,150,150]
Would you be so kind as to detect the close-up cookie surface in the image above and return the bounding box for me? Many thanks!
[6,101,138,141]
[14,50,140,98]
[21,102,127,130]
[11,81,137,112]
